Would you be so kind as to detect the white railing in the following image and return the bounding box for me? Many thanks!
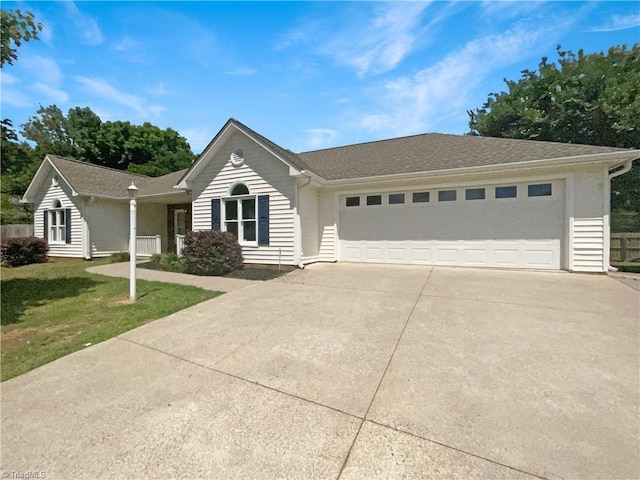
[176,234,185,257]
[134,235,162,257]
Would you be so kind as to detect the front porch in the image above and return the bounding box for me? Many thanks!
[130,200,192,257]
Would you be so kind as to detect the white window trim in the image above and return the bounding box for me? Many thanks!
[48,208,66,244]
[222,194,257,246]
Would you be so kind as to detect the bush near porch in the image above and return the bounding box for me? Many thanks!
[181,230,244,276]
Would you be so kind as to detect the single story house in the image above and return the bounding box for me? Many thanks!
[22,118,639,272]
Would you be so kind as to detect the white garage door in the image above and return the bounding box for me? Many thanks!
[339,180,564,269]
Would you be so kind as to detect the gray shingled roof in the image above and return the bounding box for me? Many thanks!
[297,133,630,181]
[48,155,183,198]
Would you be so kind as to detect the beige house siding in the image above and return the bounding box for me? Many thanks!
[138,203,168,253]
[192,130,297,265]
[34,176,83,257]
[86,199,129,257]
[570,165,607,272]
[318,191,337,262]
[299,183,319,261]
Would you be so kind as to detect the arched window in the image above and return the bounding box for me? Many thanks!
[47,199,66,244]
[224,183,256,243]
[231,183,250,196]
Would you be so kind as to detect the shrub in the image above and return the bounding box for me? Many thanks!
[181,230,243,276]
[110,252,130,263]
[148,252,183,272]
[1,236,48,267]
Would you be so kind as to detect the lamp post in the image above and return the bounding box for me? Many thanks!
[128,182,139,302]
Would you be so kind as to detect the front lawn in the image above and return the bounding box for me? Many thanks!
[1,258,220,381]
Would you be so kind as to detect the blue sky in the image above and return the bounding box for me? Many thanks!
[2,1,638,154]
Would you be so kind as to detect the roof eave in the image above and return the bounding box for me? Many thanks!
[321,150,640,186]
[21,156,78,203]
[176,120,304,189]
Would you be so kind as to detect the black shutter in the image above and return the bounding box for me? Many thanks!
[43,210,48,241]
[258,195,269,246]
[211,198,221,231]
[65,209,72,244]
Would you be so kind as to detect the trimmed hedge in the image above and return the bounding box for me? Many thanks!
[1,236,48,267]
[181,230,243,276]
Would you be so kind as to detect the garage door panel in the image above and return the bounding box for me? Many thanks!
[339,181,564,269]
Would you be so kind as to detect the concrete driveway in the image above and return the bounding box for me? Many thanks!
[2,264,638,479]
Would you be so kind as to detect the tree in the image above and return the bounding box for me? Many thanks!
[468,44,639,148]
[21,104,78,158]
[1,8,43,67]
[468,44,640,231]
[20,104,196,176]
[1,119,37,224]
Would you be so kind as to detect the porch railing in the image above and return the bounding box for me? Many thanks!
[134,235,162,257]
[176,234,185,257]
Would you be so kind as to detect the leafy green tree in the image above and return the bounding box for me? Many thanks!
[21,104,78,158]
[125,123,195,176]
[468,44,640,231]
[1,119,37,224]
[1,8,43,67]
[20,105,196,176]
[468,44,639,148]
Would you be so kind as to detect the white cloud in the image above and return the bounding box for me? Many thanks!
[31,83,69,104]
[75,76,163,118]
[20,54,63,84]
[355,18,575,137]
[1,73,20,85]
[591,13,640,32]
[64,2,104,45]
[12,55,69,105]
[1,88,32,108]
[279,2,433,77]
[302,128,340,151]
[224,68,258,76]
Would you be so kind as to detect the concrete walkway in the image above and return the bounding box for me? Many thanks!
[2,264,638,479]
[86,261,258,292]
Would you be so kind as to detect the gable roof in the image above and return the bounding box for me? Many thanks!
[176,118,314,188]
[22,155,187,202]
[298,133,635,181]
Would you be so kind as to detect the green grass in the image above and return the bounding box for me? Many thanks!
[612,262,640,274]
[1,258,220,381]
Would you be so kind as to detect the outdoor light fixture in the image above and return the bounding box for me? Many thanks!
[128,182,139,301]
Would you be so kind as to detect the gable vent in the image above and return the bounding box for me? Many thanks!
[230,148,245,166]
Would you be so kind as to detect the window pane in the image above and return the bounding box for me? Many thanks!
[50,212,57,226]
[231,184,249,195]
[495,186,517,198]
[528,183,552,197]
[412,192,429,203]
[389,193,405,204]
[465,188,485,200]
[50,226,57,242]
[242,199,255,219]
[346,196,360,207]
[367,195,382,206]
[225,200,238,220]
[438,190,456,202]
[243,221,256,242]
[58,210,65,225]
[226,222,238,238]
[57,226,65,241]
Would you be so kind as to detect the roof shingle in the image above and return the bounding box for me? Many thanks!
[297,133,629,181]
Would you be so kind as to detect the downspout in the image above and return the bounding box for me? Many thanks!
[296,171,313,269]
[607,160,633,271]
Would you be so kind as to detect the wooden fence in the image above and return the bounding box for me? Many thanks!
[610,233,640,262]
[0,224,34,239]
